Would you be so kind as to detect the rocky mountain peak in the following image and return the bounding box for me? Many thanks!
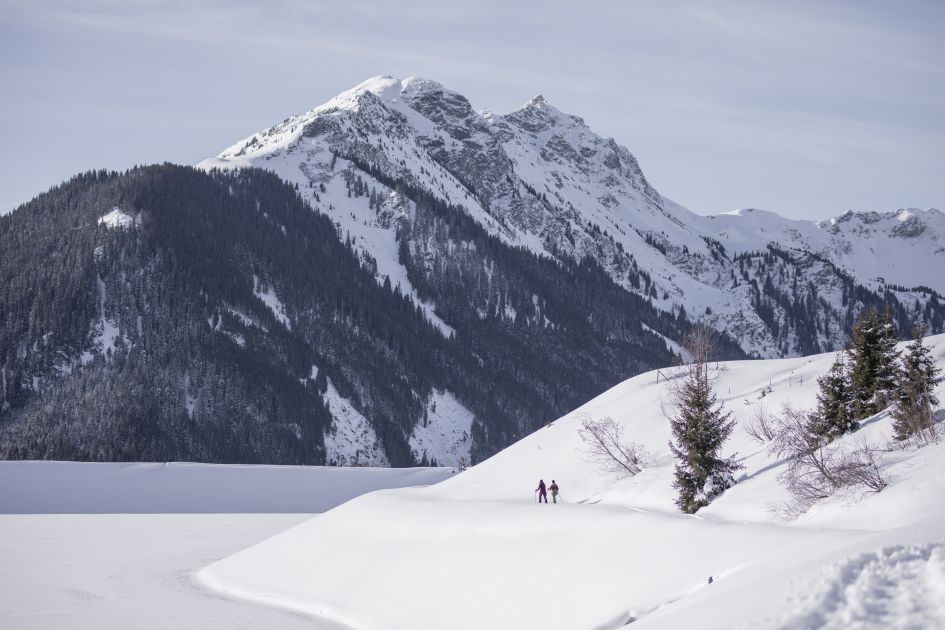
[200,76,945,361]
[506,93,582,134]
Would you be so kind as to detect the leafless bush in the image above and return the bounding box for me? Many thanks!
[775,405,886,511]
[745,404,780,444]
[893,403,938,447]
[836,444,887,493]
[578,416,645,478]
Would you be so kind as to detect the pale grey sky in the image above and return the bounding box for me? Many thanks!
[2,0,943,219]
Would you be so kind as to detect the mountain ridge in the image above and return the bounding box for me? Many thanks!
[0,164,691,466]
[200,75,945,358]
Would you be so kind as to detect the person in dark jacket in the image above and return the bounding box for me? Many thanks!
[550,480,559,503]
[536,479,547,503]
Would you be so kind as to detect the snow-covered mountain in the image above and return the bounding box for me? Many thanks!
[200,76,945,358]
[704,205,945,296]
[0,165,686,468]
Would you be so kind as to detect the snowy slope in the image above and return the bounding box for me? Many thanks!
[322,377,389,467]
[199,335,945,629]
[408,389,474,467]
[199,76,945,359]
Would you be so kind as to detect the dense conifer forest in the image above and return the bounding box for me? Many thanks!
[1,165,709,464]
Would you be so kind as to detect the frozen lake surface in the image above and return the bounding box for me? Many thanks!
[0,461,453,629]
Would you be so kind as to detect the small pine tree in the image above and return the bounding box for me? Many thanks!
[873,310,902,406]
[848,307,900,419]
[808,353,856,440]
[668,327,741,513]
[892,325,942,442]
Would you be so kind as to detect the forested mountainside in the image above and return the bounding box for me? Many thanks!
[201,76,945,359]
[3,77,943,467]
[0,165,704,465]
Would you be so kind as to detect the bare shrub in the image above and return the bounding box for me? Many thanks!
[836,443,887,493]
[579,416,645,478]
[745,404,780,444]
[775,404,887,511]
[893,403,937,447]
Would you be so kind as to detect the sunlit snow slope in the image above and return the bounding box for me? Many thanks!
[200,335,945,630]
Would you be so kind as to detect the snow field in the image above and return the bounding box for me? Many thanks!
[200,491,856,630]
[201,335,945,629]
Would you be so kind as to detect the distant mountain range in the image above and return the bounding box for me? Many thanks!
[1,76,942,467]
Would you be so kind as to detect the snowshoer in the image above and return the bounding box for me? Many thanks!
[550,480,559,503]
[536,479,547,503]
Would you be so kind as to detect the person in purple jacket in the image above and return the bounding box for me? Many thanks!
[536,479,548,503]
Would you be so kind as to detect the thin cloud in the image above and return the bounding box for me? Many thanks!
[1,0,942,218]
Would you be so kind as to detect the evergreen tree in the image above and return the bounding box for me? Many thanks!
[668,328,741,513]
[808,353,855,440]
[892,326,942,442]
[848,308,900,419]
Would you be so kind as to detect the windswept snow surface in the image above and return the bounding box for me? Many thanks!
[201,335,945,629]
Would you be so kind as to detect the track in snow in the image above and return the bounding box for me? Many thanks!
[771,542,945,630]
